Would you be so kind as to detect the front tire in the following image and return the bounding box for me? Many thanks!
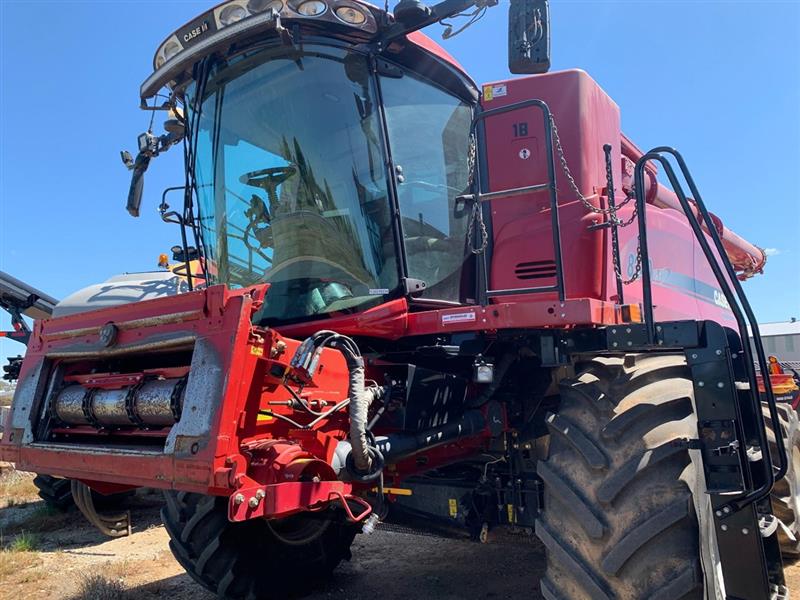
[537,354,706,600]
[33,474,74,510]
[32,474,134,512]
[162,491,358,599]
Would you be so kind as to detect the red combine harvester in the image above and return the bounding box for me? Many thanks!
[1,1,793,598]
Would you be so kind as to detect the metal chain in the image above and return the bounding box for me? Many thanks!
[550,114,634,220]
[609,183,643,283]
[467,198,489,255]
[550,113,642,283]
[465,133,488,254]
[467,132,477,186]
[611,231,643,285]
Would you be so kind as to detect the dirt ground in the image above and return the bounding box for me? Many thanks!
[0,470,798,600]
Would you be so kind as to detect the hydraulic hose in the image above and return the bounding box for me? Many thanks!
[319,333,383,476]
[375,410,487,461]
[293,331,385,478]
[332,409,488,476]
[347,359,373,473]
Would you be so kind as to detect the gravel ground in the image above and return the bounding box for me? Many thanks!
[0,490,545,599]
[0,485,797,599]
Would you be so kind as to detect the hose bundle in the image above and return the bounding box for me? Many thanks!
[290,331,385,481]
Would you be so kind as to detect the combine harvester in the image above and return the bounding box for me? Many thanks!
[1,0,795,597]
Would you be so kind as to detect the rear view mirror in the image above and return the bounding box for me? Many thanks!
[126,153,151,218]
[508,0,550,74]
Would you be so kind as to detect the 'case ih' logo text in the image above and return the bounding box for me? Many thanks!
[184,21,210,43]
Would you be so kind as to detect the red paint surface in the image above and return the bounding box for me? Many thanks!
[478,69,760,327]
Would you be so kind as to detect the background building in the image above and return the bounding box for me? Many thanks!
[751,319,800,364]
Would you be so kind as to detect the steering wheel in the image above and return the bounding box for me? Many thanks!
[240,166,297,205]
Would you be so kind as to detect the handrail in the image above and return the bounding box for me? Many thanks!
[471,99,565,303]
[633,148,787,509]
[602,144,625,304]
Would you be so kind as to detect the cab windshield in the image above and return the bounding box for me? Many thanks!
[187,45,398,323]
[187,43,475,323]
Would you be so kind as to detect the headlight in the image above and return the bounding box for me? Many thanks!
[163,40,182,61]
[296,0,327,16]
[154,36,184,69]
[248,0,283,12]
[334,5,366,24]
[219,3,249,25]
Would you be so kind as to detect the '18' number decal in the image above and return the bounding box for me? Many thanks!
[512,122,528,138]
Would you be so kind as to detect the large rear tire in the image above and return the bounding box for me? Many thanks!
[162,491,358,600]
[537,354,708,600]
[764,402,800,558]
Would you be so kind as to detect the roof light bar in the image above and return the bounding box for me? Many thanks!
[142,10,282,100]
[142,0,377,100]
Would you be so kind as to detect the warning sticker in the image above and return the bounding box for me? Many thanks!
[442,311,476,325]
[483,84,508,102]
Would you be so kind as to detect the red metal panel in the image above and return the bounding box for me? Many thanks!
[479,69,621,303]
[476,69,753,326]
[277,298,409,340]
[406,31,471,80]
[407,297,626,335]
[0,285,268,495]
[228,481,357,521]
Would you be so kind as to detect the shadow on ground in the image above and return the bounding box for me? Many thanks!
[120,529,546,600]
[1,491,164,554]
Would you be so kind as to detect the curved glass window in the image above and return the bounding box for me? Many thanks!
[381,73,473,302]
[187,45,398,323]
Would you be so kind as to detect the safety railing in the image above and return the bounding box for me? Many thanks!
[633,148,787,508]
[469,99,565,302]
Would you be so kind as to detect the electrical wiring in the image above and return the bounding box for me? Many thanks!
[440,6,487,39]
[439,0,497,39]
[482,454,506,480]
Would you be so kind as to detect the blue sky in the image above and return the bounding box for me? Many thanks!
[1,0,798,365]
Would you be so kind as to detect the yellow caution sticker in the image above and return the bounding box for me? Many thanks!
[507,504,516,524]
[448,498,458,518]
[250,345,264,357]
[483,84,508,103]
[257,412,274,422]
[371,487,413,496]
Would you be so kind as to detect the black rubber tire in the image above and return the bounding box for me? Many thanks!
[33,474,135,512]
[33,474,74,510]
[162,491,358,599]
[763,402,800,558]
[537,353,704,600]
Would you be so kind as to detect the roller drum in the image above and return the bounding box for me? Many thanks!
[53,377,185,428]
[53,385,89,425]
[91,388,131,426]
